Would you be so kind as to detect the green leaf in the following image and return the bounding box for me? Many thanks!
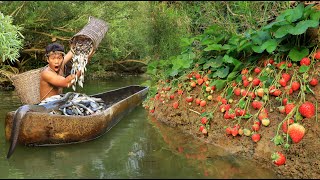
[222,55,235,64]
[273,135,284,146]
[241,114,252,119]
[216,66,229,78]
[203,58,223,69]
[180,37,194,47]
[261,39,278,53]
[238,99,246,109]
[204,44,223,51]
[226,87,233,99]
[168,69,178,77]
[310,11,320,21]
[212,80,226,91]
[298,65,310,73]
[252,45,264,53]
[200,38,216,45]
[288,20,319,35]
[227,71,238,81]
[274,24,293,38]
[285,3,304,23]
[288,47,309,62]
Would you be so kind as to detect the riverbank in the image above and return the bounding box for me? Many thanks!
[147,62,320,179]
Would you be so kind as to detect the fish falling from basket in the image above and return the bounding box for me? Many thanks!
[69,16,108,91]
[70,36,93,90]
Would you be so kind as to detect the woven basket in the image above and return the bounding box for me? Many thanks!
[11,67,44,105]
[71,16,108,50]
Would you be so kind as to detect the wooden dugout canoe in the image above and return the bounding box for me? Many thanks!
[5,85,149,147]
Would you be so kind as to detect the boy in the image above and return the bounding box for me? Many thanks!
[40,42,93,100]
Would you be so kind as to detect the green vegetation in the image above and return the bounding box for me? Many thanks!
[0,1,316,87]
[145,2,319,97]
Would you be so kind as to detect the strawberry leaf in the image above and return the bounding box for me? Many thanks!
[288,47,309,62]
[298,65,310,73]
[273,135,284,145]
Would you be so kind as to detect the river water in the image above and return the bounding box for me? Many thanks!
[0,75,278,178]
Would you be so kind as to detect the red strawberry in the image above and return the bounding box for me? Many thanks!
[195,98,201,105]
[282,73,291,82]
[211,85,216,91]
[271,152,286,166]
[299,101,315,118]
[190,81,196,87]
[314,51,320,60]
[224,111,230,119]
[309,78,318,86]
[243,79,250,87]
[197,78,204,85]
[186,96,193,102]
[300,57,311,66]
[220,104,230,112]
[254,120,261,126]
[149,109,155,113]
[229,112,236,119]
[252,100,263,110]
[241,68,249,74]
[288,123,305,143]
[252,78,260,86]
[285,103,295,115]
[254,67,261,74]
[282,118,294,133]
[199,125,205,132]
[195,73,201,79]
[201,117,208,124]
[170,94,175,100]
[264,59,274,66]
[221,98,228,104]
[231,128,239,137]
[241,89,247,97]
[258,108,268,120]
[282,98,288,105]
[226,127,232,135]
[272,89,282,96]
[247,91,256,99]
[173,101,179,109]
[279,78,287,87]
[177,89,183,95]
[287,62,292,67]
[251,133,261,142]
[200,100,207,107]
[252,124,260,131]
[234,88,241,96]
[291,81,300,91]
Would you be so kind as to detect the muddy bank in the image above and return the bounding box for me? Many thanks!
[150,95,320,178]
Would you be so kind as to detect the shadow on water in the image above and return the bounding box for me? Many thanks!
[0,76,278,178]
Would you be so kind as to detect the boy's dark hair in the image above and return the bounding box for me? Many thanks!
[45,42,65,55]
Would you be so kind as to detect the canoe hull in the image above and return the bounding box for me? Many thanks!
[5,85,148,146]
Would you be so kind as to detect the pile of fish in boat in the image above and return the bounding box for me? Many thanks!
[39,92,107,116]
[70,36,94,91]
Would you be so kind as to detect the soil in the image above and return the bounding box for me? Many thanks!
[147,62,320,179]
